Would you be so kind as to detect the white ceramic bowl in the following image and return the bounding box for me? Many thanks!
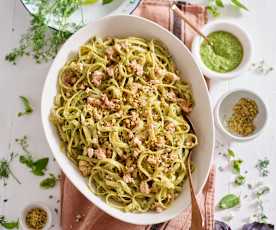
[215,89,268,141]
[41,15,214,225]
[192,21,253,80]
[20,202,52,230]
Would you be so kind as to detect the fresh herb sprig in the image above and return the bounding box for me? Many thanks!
[5,0,113,64]
[40,173,58,189]
[225,149,246,186]
[256,158,270,177]
[207,0,248,17]
[253,186,270,223]
[20,155,49,176]
[0,153,21,186]
[18,96,33,117]
[232,159,243,174]
[15,136,30,154]
[218,148,272,225]
[6,1,72,64]
[16,136,49,176]
[256,186,270,198]
[0,216,19,229]
[234,175,246,186]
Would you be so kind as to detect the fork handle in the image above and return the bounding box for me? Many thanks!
[187,159,204,230]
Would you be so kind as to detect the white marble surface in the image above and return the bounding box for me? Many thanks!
[0,0,275,229]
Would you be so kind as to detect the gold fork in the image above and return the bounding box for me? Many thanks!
[185,116,204,230]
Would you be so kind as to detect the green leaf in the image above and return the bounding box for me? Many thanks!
[102,0,113,5]
[0,160,9,179]
[207,5,220,17]
[0,216,19,229]
[40,174,57,189]
[232,159,243,174]
[18,96,33,117]
[231,0,248,11]
[19,155,33,168]
[20,155,48,176]
[31,158,49,176]
[234,175,246,186]
[227,149,235,158]
[215,0,224,7]
[219,194,240,209]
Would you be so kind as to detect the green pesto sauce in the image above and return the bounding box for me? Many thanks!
[200,31,243,73]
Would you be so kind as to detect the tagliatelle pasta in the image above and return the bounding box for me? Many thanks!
[50,36,198,212]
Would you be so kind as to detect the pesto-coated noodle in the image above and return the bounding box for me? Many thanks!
[50,36,198,212]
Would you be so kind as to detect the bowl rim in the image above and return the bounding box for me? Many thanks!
[215,88,268,141]
[191,20,253,80]
[41,14,215,224]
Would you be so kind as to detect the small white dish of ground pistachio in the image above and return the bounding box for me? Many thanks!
[20,202,52,230]
[215,89,268,141]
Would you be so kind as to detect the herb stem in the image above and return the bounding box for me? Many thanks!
[7,168,21,185]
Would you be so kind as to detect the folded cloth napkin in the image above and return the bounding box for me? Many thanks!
[60,1,215,230]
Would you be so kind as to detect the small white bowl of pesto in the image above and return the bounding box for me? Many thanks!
[192,21,253,79]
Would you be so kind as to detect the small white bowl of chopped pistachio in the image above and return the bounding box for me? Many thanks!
[215,89,268,141]
[20,202,52,230]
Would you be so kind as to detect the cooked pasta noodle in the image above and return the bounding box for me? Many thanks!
[50,36,198,212]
